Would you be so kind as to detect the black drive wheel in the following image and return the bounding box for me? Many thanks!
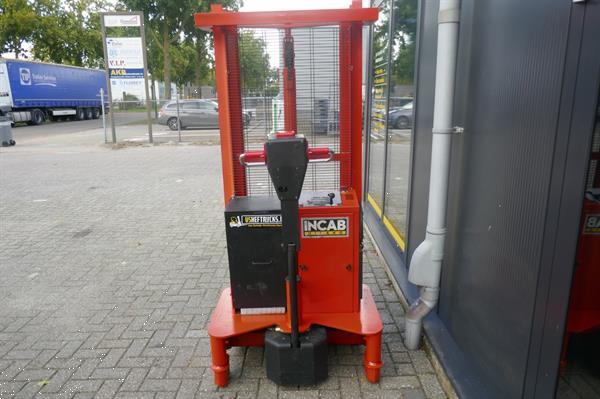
[10,139,15,146]
[167,117,180,131]
[92,108,101,119]
[75,108,85,121]
[394,116,410,129]
[30,109,45,126]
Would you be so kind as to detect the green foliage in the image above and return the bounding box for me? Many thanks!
[239,30,278,96]
[390,0,417,87]
[371,0,418,89]
[118,0,239,98]
[31,0,107,68]
[0,0,279,99]
[0,0,38,58]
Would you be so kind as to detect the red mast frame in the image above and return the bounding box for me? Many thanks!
[198,4,377,204]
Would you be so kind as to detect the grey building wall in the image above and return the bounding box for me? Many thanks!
[407,0,600,397]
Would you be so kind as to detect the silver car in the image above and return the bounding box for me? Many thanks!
[158,99,252,130]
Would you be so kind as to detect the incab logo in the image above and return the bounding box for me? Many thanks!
[583,214,600,235]
[302,217,349,238]
[19,68,31,85]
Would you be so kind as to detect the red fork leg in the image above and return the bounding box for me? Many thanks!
[364,333,383,383]
[210,336,230,387]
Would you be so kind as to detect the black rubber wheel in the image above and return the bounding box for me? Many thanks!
[394,116,409,129]
[84,108,93,120]
[75,108,85,121]
[167,117,180,131]
[10,139,15,146]
[92,108,101,119]
[30,109,45,126]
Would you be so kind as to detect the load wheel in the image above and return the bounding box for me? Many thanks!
[30,109,45,126]
[92,108,101,119]
[84,108,93,120]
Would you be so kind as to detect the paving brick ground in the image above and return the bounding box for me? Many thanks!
[0,142,447,399]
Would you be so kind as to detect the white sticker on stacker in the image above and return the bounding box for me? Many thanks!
[302,217,349,238]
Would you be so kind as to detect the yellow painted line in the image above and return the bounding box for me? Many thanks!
[383,215,407,251]
[367,193,382,217]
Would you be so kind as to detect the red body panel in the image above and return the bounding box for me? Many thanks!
[567,198,600,333]
[299,190,360,314]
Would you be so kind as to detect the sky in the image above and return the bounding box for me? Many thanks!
[1,0,368,60]
[238,0,367,69]
[240,0,357,11]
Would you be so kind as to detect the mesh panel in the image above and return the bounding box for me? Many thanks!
[238,27,342,196]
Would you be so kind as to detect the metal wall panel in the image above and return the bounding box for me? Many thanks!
[405,0,437,262]
[436,0,573,397]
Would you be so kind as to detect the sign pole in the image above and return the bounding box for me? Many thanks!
[176,89,181,142]
[100,14,117,144]
[139,12,153,144]
[100,88,107,144]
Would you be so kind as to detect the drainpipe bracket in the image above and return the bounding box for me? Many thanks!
[438,8,460,24]
[431,126,463,135]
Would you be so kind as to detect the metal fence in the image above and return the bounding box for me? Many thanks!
[96,95,279,145]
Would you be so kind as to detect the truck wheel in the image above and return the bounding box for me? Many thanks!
[10,139,15,146]
[75,108,85,121]
[30,109,45,126]
[167,117,180,131]
[84,108,93,120]
[92,108,101,119]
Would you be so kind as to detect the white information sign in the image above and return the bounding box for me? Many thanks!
[105,37,145,100]
[103,14,141,27]
[106,37,144,69]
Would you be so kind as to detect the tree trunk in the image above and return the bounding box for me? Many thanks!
[162,25,172,100]
[194,44,202,85]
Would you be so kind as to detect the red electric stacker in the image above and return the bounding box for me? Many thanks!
[195,2,382,387]
[561,122,600,367]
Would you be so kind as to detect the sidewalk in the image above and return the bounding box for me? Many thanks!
[0,142,447,398]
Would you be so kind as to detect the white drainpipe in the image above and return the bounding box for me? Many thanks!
[405,0,461,351]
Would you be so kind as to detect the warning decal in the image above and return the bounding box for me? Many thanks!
[302,217,349,238]
[583,214,600,235]
[229,214,282,228]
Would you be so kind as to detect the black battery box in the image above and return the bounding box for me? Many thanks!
[224,196,286,311]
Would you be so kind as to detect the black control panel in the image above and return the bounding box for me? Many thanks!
[224,196,286,310]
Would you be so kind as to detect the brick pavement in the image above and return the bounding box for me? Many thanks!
[0,143,447,398]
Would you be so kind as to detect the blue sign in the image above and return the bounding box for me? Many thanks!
[109,68,145,79]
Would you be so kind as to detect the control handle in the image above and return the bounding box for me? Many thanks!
[239,147,333,167]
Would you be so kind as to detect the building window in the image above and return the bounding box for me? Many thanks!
[367,0,392,214]
[366,0,418,253]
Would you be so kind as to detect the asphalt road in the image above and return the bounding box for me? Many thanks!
[10,112,151,140]
[7,112,222,147]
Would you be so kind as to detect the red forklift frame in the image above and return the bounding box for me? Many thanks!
[195,3,381,387]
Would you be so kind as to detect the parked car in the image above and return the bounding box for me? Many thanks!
[388,96,413,109]
[388,101,413,129]
[158,99,252,130]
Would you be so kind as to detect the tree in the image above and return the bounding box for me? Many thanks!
[30,0,106,68]
[119,0,239,99]
[0,0,38,58]
[390,0,417,87]
[239,30,278,96]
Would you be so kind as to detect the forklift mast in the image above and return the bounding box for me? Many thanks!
[195,3,382,388]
